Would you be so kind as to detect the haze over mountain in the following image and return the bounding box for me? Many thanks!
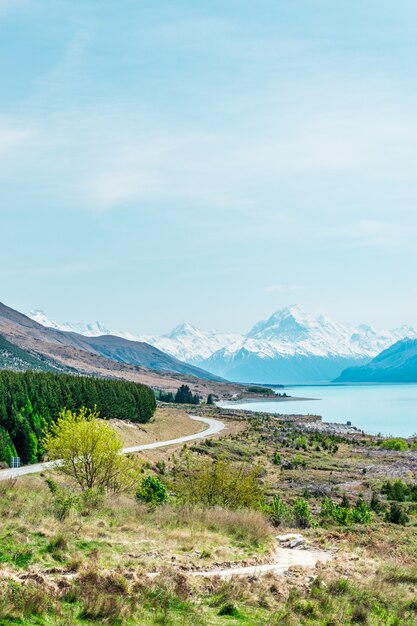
[29,305,417,384]
[335,338,417,383]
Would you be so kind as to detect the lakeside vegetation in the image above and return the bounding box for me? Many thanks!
[246,385,276,396]
[0,371,156,465]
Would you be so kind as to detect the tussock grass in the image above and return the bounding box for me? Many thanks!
[149,504,273,548]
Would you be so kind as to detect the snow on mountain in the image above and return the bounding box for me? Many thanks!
[28,306,417,382]
[224,305,417,360]
[28,310,112,338]
[144,323,241,364]
[201,306,417,382]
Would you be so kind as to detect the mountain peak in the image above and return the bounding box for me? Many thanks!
[246,304,317,341]
[166,322,201,339]
[28,310,111,337]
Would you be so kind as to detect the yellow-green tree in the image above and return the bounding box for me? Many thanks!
[43,406,141,492]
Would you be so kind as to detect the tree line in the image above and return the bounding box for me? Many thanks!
[0,371,156,466]
[159,384,200,405]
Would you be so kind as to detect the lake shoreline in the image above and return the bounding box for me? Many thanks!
[218,383,417,438]
[228,395,319,404]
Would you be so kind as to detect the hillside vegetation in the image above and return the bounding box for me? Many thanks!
[0,334,61,373]
[0,371,156,465]
[0,404,416,624]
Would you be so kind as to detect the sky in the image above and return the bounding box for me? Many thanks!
[1,0,417,335]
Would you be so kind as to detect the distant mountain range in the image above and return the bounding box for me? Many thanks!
[29,305,417,383]
[0,302,221,383]
[335,338,417,383]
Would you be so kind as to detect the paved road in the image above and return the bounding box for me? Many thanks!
[0,414,225,481]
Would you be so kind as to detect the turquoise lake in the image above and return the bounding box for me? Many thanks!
[219,384,417,437]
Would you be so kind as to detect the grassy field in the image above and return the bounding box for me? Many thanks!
[0,405,416,625]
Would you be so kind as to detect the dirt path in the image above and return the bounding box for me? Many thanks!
[147,546,333,580]
[194,547,333,578]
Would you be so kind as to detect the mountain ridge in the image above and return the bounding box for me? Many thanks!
[28,305,417,383]
[335,338,417,383]
[0,302,221,383]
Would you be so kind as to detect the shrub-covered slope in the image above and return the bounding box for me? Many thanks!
[0,334,63,372]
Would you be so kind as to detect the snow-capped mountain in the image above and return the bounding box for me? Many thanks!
[29,310,112,338]
[144,323,241,365]
[28,311,239,364]
[200,305,417,383]
[240,305,413,359]
[28,305,417,384]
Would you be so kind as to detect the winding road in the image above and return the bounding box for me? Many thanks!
[0,414,225,481]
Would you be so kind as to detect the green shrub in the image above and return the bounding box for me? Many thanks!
[173,454,265,510]
[269,495,289,526]
[293,498,314,529]
[53,491,80,521]
[45,478,58,494]
[385,502,409,525]
[218,602,240,616]
[370,492,382,513]
[381,479,417,502]
[294,436,307,450]
[136,475,168,506]
[353,498,372,524]
[320,497,372,526]
[273,452,281,465]
[380,438,408,451]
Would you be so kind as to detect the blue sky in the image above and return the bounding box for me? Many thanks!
[1,0,417,334]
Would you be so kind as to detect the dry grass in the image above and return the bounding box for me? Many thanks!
[109,406,206,447]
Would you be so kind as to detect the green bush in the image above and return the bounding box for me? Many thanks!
[269,495,289,526]
[136,475,168,506]
[380,438,408,451]
[273,452,281,465]
[320,497,372,526]
[370,491,382,513]
[293,498,314,529]
[173,454,265,510]
[294,436,308,450]
[381,479,417,502]
[353,498,373,524]
[385,502,409,525]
